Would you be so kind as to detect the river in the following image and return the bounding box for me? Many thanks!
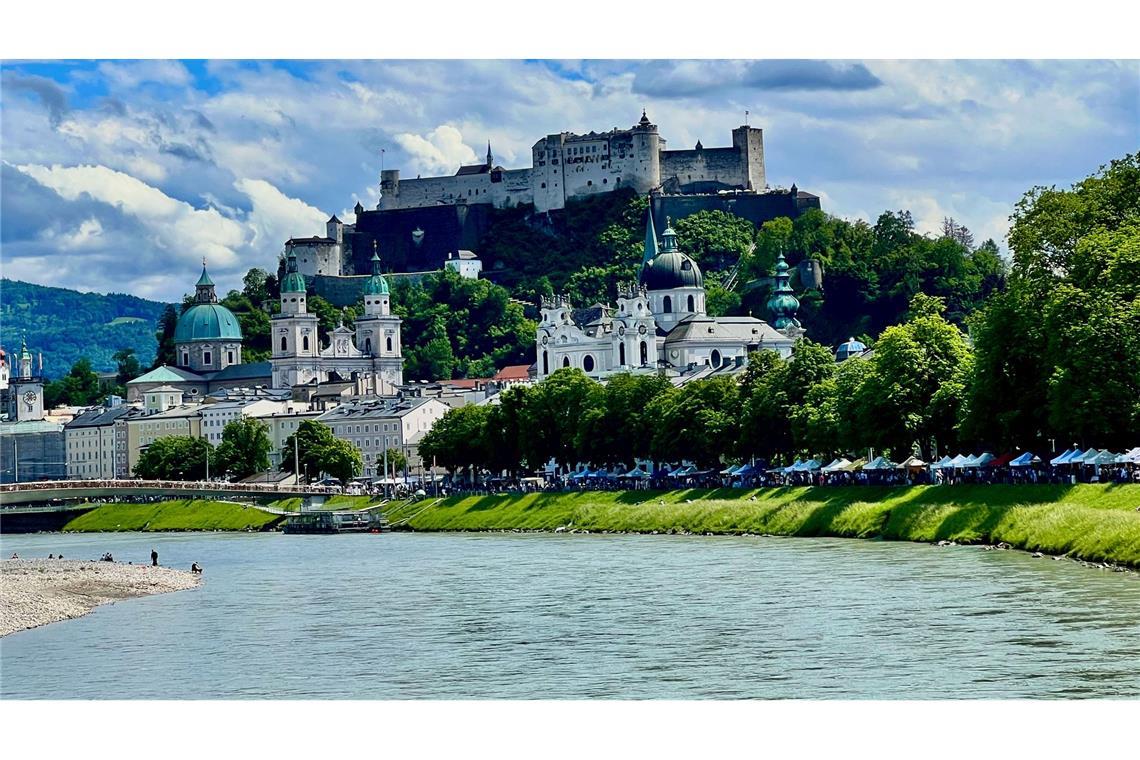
[2,531,1138,699]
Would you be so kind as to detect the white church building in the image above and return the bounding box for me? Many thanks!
[536,212,800,379]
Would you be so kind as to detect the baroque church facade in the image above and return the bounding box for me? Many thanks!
[270,247,404,391]
[536,212,802,380]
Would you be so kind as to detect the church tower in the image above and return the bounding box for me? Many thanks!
[355,243,404,387]
[271,249,321,388]
[8,337,45,422]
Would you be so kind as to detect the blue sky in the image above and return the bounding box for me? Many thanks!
[2,59,1137,302]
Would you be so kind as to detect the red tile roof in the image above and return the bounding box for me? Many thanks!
[493,364,531,381]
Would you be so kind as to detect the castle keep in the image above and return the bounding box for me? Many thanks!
[379,112,766,214]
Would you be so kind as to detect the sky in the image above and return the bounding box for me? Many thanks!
[2,59,1137,302]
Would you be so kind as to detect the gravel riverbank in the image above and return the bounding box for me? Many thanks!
[0,559,201,637]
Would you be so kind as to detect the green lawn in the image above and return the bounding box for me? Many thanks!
[385,484,1140,567]
[63,500,285,532]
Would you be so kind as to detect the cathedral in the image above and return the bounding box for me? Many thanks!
[536,212,801,379]
[270,246,404,391]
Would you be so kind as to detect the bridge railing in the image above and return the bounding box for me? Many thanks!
[0,479,340,496]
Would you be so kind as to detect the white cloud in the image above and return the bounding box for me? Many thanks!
[394,125,478,176]
[15,162,247,271]
[234,177,328,251]
[97,60,193,90]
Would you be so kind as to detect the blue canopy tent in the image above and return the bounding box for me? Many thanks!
[931,455,954,470]
[863,456,897,471]
[1050,448,1082,466]
[1009,452,1041,467]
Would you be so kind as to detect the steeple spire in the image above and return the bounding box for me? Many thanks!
[195,259,217,303]
[660,216,677,252]
[767,252,801,330]
[486,141,493,167]
[641,207,659,271]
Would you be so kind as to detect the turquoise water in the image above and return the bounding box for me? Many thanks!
[2,531,1138,699]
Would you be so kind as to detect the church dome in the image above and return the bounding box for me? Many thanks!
[835,337,867,361]
[280,270,307,294]
[363,273,390,295]
[175,303,243,343]
[639,250,703,290]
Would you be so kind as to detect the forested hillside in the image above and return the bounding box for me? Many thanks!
[1,279,167,379]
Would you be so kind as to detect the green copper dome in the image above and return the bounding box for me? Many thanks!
[363,251,389,295]
[281,249,307,294]
[175,303,243,342]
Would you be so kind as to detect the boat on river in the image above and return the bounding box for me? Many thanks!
[282,510,388,534]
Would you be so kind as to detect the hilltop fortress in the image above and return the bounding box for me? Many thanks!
[379,111,766,214]
[284,111,819,305]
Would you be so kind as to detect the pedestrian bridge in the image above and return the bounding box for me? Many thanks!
[0,479,338,508]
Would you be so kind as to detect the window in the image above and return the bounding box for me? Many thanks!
[563,356,571,368]
[583,355,595,373]
[227,351,234,364]
[280,336,287,351]
[711,350,722,367]
[365,337,372,354]
[619,343,626,365]
[181,351,189,366]
[386,337,393,352]
[587,180,592,186]
[663,296,672,313]
[203,351,212,365]
[302,335,309,351]
[542,350,549,374]
[640,341,648,366]
[687,295,695,312]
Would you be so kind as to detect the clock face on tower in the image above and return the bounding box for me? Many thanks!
[23,390,37,405]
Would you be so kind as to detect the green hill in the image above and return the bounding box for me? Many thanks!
[1,279,168,380]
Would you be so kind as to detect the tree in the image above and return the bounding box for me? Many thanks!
[152,304,180,369]
[133,436,214,480]
[419,404,491,473]
[861,295,971,460]
[380,447,408,477]
[280,420,363,484]
[649,376,740,468]
[215,418,272,481]
[519,368,602,468]
[319,439,362,484]
[44,358,105,408]
[113,348,141,386]
[673,210,756,270]
[941,217,975,250]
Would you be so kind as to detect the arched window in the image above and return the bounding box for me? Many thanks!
[563,356,571,368]
[302,335,310,351]
[386,337,393,352]
[711,349,722,367]
[280,336,287,352]
[687,295,695,312]
[583,355,595,373]
[365,338,372,354]
[619,343,626,365]
[640,341,648,366]
[542,350,549,375]
[663,295,672,313]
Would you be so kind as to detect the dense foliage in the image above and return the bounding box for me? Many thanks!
[133,436,214,481]
[281,420,362,484]
[390,268,534,380]
[214,418,273,481]
[2,279,165,379]
[963,153,1140,450]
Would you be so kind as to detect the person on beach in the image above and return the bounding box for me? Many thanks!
[191,562,202,574]
[49,554,54,559]
[151,548,159,567]
[10,552,18,559]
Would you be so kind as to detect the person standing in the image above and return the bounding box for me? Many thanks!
[151,548,159,567]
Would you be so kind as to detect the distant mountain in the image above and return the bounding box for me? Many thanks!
[1,279,169,380]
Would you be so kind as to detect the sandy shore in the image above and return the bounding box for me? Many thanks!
[0,559,202,637]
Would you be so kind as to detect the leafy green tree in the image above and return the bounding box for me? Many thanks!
[520,368,602,468]
[419,404,491,473]
[673,210,756,270]
[215,418,272,481]
[649,376,740,468]
[113,348,141,386]
[862,295,971,460]
[44,358,106,408]
[738,350,792,461]
[319,439,362,484]
[133,436,214,480]
[152,303,180,369]
[380,447,408,477]
[281,420,338,482]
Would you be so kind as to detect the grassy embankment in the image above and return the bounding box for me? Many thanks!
[63,500,285,532]
[384,484,1140,567]
[62,494,385,532]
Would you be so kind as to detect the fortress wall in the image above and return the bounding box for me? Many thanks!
[382,172,496,210]
[650,191,819,232]
[288,241,342,277]
[661,148,745,188]
[490,168,534,208]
